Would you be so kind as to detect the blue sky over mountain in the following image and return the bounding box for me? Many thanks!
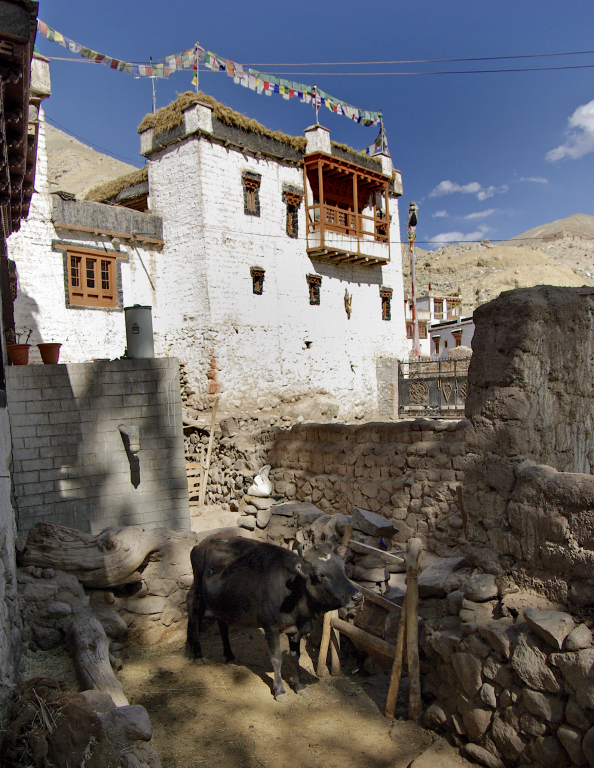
[37,0,594,248]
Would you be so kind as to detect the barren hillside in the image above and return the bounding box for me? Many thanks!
[403,215,594,313]
[45,124,140,199]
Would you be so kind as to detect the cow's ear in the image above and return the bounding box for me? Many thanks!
[334,544,348,560]
[293,560,310,578]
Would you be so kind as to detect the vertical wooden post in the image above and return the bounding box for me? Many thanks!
[317,611,333,678]
[330,610,341,675]
[384,180,391,262]
[317,158,324,249]
[353,171,359,254]
[385,600,407,718]
[405,538,423,721]
[198,395,219,507]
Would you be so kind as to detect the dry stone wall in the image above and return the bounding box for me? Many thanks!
[462,286,594,601]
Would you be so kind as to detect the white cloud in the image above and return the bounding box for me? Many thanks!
[429,180,509,201]
[463,208,496,220]
[546,100,594,161]
[429,224,491,245]
[519,176,548,183]
[432,210,448,218]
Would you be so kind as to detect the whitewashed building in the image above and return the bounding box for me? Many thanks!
[403,291,462,357]
[9,89,408,418]
[429,316,474,360]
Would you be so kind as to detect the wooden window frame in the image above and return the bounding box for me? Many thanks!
[380,287,392,321]
[433,299,444,320]
[419,322,428,339]
[243,173,261,217]
[307,274,322,305]
[65,246,122,308]
[433,336,440,355]
[250,266,265,295]
[406,322,412,339]
[452,330,463,347]
[284,190,302,239]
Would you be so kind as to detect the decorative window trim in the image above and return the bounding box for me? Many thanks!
[380,286,392,322]
[433,335,441,355]
[250,266,265,295]
[452,330,463,347]
[242,171,261,217]
[306,273,322,305]
[53,241,127,311]
[419,322,428,339]
[406,322,412,339]
[283,186,303,239]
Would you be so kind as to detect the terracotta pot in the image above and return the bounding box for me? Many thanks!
[37,343,62,365]
[7,344,30,365]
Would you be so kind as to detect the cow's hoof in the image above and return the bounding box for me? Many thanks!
[274,692,290,703]
[296,687,308,696]
[193,657,208,665]
[226,658,239,665]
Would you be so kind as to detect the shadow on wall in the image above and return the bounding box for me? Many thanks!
[9,358,189,536]
[9,281,41,349]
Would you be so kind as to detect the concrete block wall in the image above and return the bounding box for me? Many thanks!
[7,357,189,535]
[267,418,468,552]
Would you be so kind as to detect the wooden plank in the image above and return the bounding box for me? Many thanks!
[317,611,333,677]
[53,221,164,245]
[330,617,396,659]
[385,600,407,718]
[357,584,402,613]
[330,610,341,675]
[348,540,405,564]
[406,539,423,722]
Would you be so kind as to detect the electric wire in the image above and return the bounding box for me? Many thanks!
[44,115,143,165]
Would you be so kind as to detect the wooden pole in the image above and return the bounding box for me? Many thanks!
[385,599,407,718]
[330,610,341,675]
[330,617,397,659]
[317,610,333,677]
[198,395,219,507]
[405,538,423,721]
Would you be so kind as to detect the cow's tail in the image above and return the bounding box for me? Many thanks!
[185,541,209,659]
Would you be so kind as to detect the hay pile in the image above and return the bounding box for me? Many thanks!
[84,166,148,204]
[137,91,308,151]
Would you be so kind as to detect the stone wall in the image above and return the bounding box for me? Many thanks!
[7,358,189,536]
[267,420,466,550]
[462,286,594,600]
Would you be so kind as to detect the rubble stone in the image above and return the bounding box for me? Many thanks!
[550,649,594,708]
[524,607,575,650]
[451,652,483,697]
[521,689,565,722]
[463,574,498,602]
[557,724,586,767]
[418,557,466,598]
[565,623,593,651]
[463,743,505,768]
[491,716,525,761]
[511,632,562,693]
[528,735,570,768]
[350,507,397,538]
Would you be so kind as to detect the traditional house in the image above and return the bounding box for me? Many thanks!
[9,88,408,418]
[429,316,474,360]
[403,291,462,357]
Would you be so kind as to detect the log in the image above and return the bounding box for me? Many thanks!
[317,610,333,677]
[70,614,128,707]
[405,538,423,721]
[330,617,397,660]
[385,600,407,718]
[348,540,405,564]
[22,522,168,588]
[330,610,341,675]
[357,584,402,613]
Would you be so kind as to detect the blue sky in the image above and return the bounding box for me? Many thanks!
[36,0,594,248]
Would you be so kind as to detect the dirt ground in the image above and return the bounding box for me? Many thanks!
[118,621,437,768]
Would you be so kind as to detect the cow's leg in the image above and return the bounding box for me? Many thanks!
[287,633,306,694]
[217,619,237,664]
[185,587,207,663]
[264,629,288,702]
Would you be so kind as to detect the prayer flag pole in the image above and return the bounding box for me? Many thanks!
[408,202,421,358]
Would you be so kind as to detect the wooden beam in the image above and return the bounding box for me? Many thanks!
[330,616,396,659]
[349,540,405,564]
[52,222,164,245]
[357,584,402,613]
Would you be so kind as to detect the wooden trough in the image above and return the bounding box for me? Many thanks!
[317,532,423,720]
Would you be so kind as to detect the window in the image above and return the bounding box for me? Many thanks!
[433,299,444,320]
[307,274,322,305]
[242,172,261,216]
[283,189,302,238]
[66,247,118,308]
[453,330,463,347]
[447,299,461,318]
[380,287,392,321]
[406,322,412,339]
[419,322,428,339]
[250,266,265,295]
[433,336,440,355]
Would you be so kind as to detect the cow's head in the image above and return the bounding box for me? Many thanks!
[296,543,362,610]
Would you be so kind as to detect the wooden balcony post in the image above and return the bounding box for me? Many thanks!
[317,158,324,249]
[385,180,391,261]
[353,171,359,254]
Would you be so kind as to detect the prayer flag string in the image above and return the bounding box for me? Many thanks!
[37,20,382,127]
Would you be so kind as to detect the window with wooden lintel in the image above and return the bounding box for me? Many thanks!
[446,299,461,318]
[303,153,390,263]
[419,322,428,339]
[242,172,261,216]
[250,266,265,295]
[307,274,322,305]
[283,189,302,238]
[380,287,392,321]
[433,298,444,320]
[452,330,463,347]
[65,247,120,308]
[433,336,440,355]
[406,322,412,339]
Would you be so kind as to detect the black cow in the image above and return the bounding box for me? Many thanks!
[186,533,362,701]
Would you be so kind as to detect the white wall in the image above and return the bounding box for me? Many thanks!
[430,319,475,360]
[8,111,158,364]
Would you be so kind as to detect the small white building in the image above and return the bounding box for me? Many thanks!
[429,316,474,360]
[8,87,409,419]
[403,291,462,357]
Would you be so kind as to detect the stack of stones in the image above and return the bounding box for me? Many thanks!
[346,507,401,593]
[415,562,594,767]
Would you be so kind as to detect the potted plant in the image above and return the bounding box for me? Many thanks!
[37,342,62,365]
[7,329,32,365]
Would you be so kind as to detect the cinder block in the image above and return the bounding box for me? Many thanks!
[26,400,58,414]
[16,493,45,509]
[13,447,40,462]
[25,435,51,449]
[41,386,75,401]
[49,411,80,425]
[11,425,36,438]
[38,469,61,482]
[15,470,39,485]
[21,457,54,472]
[17,413,50,427]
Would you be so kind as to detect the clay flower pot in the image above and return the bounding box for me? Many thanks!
[7,344,30,365]
[37,343,62,365]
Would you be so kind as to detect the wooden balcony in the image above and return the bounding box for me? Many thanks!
[304,153,391,266]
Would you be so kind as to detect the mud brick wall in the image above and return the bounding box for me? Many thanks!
[6,358,189,535]
[267,419,467,551]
